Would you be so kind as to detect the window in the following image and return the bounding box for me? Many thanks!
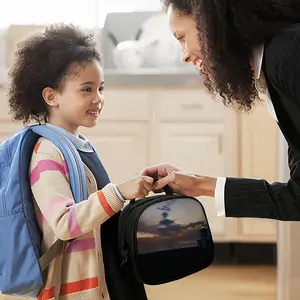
[0,0,162,28]
[1,0,103,28]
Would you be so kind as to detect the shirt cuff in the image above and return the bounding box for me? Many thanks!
[214,177,226,216]
[111,183,126,203]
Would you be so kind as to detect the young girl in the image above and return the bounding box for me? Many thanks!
[7,24,153,300]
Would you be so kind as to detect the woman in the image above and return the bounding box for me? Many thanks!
[142,0,300,221]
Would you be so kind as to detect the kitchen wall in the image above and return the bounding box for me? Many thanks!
[0,6,284,300]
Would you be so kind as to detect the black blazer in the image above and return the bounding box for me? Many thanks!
[225,24,300,221]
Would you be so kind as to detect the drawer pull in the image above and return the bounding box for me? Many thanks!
[218,135,223,153]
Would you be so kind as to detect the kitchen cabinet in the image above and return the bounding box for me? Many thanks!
[235,102,278,242]
[152,88,238,242]
[0,83,279,243]
[80,88,151,184]
[0,24,279,246]
[1,25,232,242]
[0,84,238,242]
[0,87,23,142]
[81,86,239,242]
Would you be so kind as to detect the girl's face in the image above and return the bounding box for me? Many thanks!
[167,4,209,76]
[42,60,104,134]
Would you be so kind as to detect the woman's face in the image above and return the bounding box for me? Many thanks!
[167,4,206,73]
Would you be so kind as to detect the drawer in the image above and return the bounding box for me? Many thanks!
[155,88,225,122]
[101,88,151,121]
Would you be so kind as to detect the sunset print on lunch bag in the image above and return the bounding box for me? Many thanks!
[118,187,214,285]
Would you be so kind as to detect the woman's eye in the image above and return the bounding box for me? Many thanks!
[83,87,92,92]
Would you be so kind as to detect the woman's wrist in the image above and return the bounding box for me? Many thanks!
[195,175,217,197]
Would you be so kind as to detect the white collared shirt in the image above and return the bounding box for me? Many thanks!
[215,44,278,216]
[45,123,94,153]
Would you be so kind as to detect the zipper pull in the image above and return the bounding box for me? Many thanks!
[120,249,129,267]
[120,256,127,267]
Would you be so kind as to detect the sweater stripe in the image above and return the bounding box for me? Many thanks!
[38,286,55,300]
[38,277,98,299]
[30,159,67,186]
[60,277,99,295]
[43,196,74,220]
[34,141,41,153]
[97,190,115,216]
[65,238,96,253]
[68,205,83,238]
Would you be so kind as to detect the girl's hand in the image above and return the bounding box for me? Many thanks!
[117,176,154,200]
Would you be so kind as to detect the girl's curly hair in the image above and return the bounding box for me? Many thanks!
[162,0,300,111]
[8,23,101,124]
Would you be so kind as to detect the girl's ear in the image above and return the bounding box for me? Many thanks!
[42,87,58,107]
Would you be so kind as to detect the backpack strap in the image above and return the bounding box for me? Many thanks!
[31,125,88,203]
[38,239,66,300]
[38,239,65,271]
[30,125,88,298]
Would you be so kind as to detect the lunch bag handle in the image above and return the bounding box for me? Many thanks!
[130,176,173,204]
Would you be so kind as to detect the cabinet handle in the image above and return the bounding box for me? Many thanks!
[218,135,223,153]
[181,103,203,110]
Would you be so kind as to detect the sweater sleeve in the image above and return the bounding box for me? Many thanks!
[29,138,124,241]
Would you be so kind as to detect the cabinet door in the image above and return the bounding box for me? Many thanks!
[0,87,24,142]
[79,87,150,184]
[6,25,46,67]
[155,122,236,241]
[237,103,278,242]
[80,122,149,184]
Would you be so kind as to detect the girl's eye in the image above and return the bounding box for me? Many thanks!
[83,87,92,92]
[99,86,104,92]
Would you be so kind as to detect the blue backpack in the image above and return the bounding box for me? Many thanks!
[0,124,88,298]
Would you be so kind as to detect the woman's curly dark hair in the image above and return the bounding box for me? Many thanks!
[8,23,101,124]
[162,0,300,111]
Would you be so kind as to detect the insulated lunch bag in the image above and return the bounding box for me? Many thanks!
[118,186,214,285]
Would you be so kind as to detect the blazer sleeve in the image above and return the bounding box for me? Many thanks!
[224,26,300,221]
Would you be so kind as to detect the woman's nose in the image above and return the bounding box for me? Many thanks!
[182,50,191,63]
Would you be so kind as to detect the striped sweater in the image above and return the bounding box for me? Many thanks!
[29,137,124,300]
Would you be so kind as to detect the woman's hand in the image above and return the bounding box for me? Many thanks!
[117,175,154,200]
[141,163,217,198]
